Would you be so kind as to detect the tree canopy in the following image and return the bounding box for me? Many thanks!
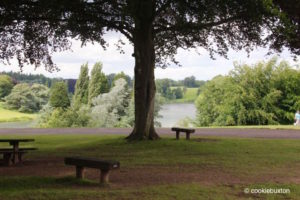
[0,74,13,99]
[0,0,299,69]
[49,82,70,109]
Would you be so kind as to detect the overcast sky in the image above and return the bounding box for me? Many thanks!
[0,32,299,81]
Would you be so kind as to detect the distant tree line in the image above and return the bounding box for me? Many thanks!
[1,71,62,87]
[196,58,300,126]
[156,76,206,100]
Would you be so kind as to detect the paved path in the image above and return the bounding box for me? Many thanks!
[0,128,300,139]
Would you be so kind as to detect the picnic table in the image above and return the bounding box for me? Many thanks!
[0,139,36,165]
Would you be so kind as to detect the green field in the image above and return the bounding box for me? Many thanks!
[170,87,198,103]
[0,102,36,123]
[1,134,300,199]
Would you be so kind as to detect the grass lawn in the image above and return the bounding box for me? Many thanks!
[0,102,36,123]
[169,87,198,103]
[1,134,300,199]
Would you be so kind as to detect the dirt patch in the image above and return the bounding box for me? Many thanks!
[1,157,300,189]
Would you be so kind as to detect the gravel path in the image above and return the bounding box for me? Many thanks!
[0,128,300,139]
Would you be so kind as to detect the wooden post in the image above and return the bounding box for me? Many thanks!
[3,153,12,166]
[10,141,19,164]
[186,132,190,140]
[176,131,180,140]
[100,169,110,183]
[76,166,84,179]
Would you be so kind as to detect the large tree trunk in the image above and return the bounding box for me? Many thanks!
[126,16,160,140]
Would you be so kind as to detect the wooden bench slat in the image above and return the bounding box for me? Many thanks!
[64,157,120,170]
[171,127,195,133]
[64,157,120,184]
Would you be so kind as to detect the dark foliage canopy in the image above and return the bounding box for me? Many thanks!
[0,0,299,70]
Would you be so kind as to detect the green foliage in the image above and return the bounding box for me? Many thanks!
[31,84,50,109]
[73,64,89,107]
[88,62,109,105]
[113,71,129,86]
[90,78,131,127]
[1,71,62,88]
[38,105,91,128]
[173,87,183,99]
[196,58,300,126]
[49,82,70,109]
[120,92,163,128]
[4,83,49,113]
[0,74,13,99]
[183,76,196,87]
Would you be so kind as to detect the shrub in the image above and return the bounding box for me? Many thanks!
[49,82,70,109]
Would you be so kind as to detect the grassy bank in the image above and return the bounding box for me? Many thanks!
[0,134,300,199]
[168,87,198,103]
[0,102,36,123]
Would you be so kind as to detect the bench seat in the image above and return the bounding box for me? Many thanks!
[64,157,120,183]
[171,127,195,140]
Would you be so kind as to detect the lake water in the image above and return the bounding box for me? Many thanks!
[0,121,37,128]
[158,103,197,127]
[0,103,197,128]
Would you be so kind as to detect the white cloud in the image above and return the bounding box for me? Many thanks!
[0,32,298,80]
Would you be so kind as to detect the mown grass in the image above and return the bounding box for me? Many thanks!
[0,102,36,122]
[1,177,299,200]
[1,134,300,199]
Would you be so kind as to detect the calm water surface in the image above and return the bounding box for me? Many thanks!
[158,103,196,127]
[0,104,196,128]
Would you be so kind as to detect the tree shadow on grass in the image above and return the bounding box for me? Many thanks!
[0,176,103,192]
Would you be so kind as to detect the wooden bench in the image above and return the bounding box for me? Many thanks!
[64,157,120,184]
[0,148,37,166]
[171,127,195,140]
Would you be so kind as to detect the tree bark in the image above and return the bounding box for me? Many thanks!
[126,16,159,140]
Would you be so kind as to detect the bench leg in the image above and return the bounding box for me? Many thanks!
[76,166,85,179]
[12,152,19,164]
[18,152,25,163]
[186,132,190,140]
[3,153,12,166]
[176,131,180,140]
[100,169,110,184]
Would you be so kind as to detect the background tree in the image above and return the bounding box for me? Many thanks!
[183,76,197,88]
[112,71,132,87]
[90,78,131,127]
[4,83,43,113]
[173,87,183,99]
[31,84,50,110]
[73,64,89,107]
[195,58,300,126]
[49,82,70,109]
[0,74,13,100]
[0,0,299,139]
[88,62,109,105]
